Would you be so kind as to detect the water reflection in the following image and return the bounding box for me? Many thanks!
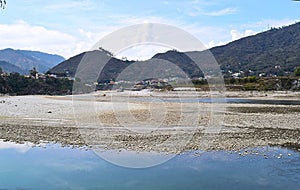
[0,140,33,153]
[0,141,299,190]
[95,148,174,168]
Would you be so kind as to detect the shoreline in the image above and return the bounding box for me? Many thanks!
[0,91,299,153]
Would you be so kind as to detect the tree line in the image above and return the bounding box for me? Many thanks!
[0,70,73,95]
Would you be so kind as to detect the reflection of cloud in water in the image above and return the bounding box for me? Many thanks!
[46,160,98,172]
[0,140,33,153]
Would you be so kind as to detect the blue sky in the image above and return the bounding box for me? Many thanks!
[0,0,300,59]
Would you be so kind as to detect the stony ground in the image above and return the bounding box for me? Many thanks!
[0,91,299,153]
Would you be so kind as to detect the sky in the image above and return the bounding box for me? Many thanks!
[0,0,300,60]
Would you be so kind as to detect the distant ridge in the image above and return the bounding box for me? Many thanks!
[0,61,25,74]
[49,21,300,79]
[0,48,65,74]
[210,21,300,77]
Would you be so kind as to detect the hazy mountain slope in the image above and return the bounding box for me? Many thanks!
[0,61,26,74]
[0,48,65,74]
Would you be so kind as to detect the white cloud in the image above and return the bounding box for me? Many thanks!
[0,19,175,59]
[188,7,238,17]
[0,20,96,58]
[189,0,217,7]
[230,29,257,41]
[203,7,238,16]
[0,17,296,60]
[163,1,169,5]
[187,0,237,17]
[0,140,33,153]
[109,15,170,26]
[207,40,227,48]
[44,0,96,12]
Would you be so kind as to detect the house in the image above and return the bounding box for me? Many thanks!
[259,73,266,77]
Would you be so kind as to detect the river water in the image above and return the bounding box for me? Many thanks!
[0,141,299,190]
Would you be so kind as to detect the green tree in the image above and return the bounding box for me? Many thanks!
[295,67,300,76]
[30,67,38,78]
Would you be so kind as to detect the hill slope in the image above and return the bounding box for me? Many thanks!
[0,48,65,74]
[49,49,133,82]
[154,22,300,77]
[0,61,25,74]
[211,22,300,77]
[49,21,300,80]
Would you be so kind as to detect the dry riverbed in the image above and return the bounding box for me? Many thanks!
[0,91,299,153]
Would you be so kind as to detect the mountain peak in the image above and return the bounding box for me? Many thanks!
[0,49,65,74]
[48,21,300,79]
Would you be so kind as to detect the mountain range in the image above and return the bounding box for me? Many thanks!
[0,60,25,74]
[2,21,300,79]
[0,48,65,74]
[49,21,300,80]
[211,22,300,77]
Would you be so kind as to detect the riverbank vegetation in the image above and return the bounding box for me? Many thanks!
[0,72,73,95]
